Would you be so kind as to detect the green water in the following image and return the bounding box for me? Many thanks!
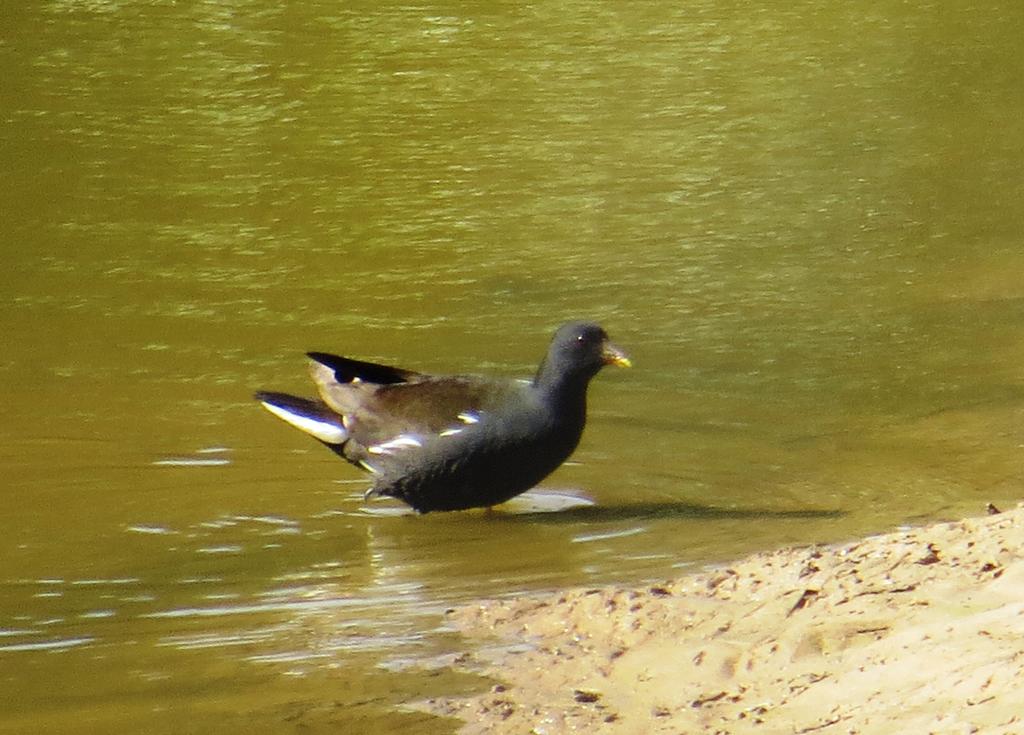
[3,1,1024,732]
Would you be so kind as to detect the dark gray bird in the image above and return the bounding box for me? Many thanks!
[255,321,630,513]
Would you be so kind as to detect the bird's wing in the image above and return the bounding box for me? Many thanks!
[306,351,422,385]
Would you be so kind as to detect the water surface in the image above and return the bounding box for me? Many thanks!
[3,1,1024,732]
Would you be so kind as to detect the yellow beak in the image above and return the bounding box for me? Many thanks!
[602,342,632,368]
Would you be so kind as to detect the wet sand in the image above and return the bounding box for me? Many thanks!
[426,505,1024,734]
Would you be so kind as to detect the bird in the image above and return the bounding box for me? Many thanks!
[254,321,631,513]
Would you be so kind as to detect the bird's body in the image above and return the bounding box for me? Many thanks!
[255,321,630,513]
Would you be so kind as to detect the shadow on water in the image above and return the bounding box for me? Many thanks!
[498,501,846,525]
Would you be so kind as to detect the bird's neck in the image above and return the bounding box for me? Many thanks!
[534,369,591,424]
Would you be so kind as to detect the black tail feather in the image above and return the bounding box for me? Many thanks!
[254,391,332,417]
[254,391,348,445]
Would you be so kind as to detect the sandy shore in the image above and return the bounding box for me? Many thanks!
[426,505,1024,734]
